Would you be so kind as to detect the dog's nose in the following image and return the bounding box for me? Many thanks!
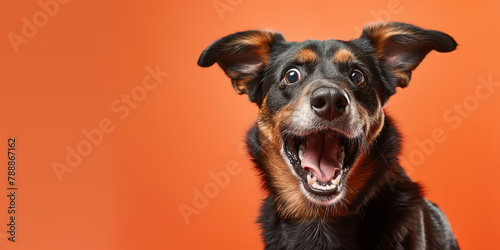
[310,87,349,120]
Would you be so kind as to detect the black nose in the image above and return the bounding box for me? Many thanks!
[310,87,349,120]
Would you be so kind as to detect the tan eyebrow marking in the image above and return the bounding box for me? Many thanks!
[333,48,355,63]
[295,48,317,63]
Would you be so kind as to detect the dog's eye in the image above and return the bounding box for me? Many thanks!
[285,68,302,84]
[350,69,365,85]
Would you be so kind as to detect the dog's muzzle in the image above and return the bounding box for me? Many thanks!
[280,82,362,204]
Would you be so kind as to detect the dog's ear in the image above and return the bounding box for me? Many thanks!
[360,22,457,92]
[198,30,285,102]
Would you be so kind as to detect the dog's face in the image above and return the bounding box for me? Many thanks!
[198,22,456,219]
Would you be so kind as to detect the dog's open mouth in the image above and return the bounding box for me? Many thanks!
[284,130,358,203]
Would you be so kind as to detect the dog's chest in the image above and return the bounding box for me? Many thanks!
[277,219,363,250]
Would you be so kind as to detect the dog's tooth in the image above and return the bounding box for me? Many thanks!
[299,144,306,157]
[325,183,335,190]
[308,175,317,185]
[332,173,341,186]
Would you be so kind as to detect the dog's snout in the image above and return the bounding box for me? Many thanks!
[310,87,349,120]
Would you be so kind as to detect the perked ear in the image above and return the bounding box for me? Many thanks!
[198,30,285,102]
[360,22,457,90]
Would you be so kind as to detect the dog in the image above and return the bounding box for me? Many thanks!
[198,22,459,249]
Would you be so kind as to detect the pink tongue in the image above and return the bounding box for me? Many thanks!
[301,133,340,183]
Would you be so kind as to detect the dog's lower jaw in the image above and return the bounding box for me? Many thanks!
[299,182,347,206]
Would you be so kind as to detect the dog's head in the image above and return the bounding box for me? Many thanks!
[198,22,456,219]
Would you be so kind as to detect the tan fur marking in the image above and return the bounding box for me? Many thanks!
[235,30,280,64]
[393,70,411,88]
[333,48,354,63]
[295,48,317,64]
[257,97,280,146]
[357,99,385,147]
[367,111,385,143]
[257,97,315,219]
[365,24,414,59]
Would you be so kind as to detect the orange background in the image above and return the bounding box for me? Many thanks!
[0,0,499,249]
